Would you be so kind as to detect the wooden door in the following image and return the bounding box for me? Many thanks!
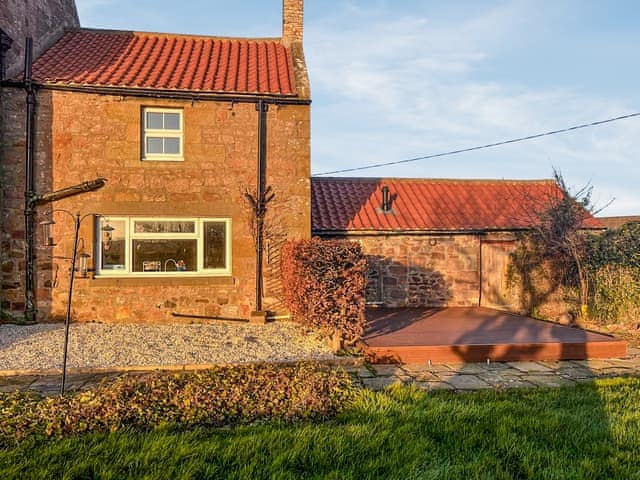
[480,241,516,310]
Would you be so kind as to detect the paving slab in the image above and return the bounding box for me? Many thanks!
[493,379,537,389]
[401,363,431,373]
[572,359,616,371]
[447,363,493,375]
[508,361,554,373]
[372,364,405,377]
[446,374,492,390]
[410,371,439,382]
[491,367,528,377]
[420,381,455,391]
[525,375,576,388]
[607,358,640,369]
[426,363,457,373]
[556,368,597,380]
[356,367,376,378]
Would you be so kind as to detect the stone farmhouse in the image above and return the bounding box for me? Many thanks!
[0,1,603,326]
[1,0,310,323]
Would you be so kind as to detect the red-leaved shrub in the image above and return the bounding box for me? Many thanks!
[0,363,354,443]
[281,238,367,344]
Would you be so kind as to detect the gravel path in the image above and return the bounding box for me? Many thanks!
[0,322,337,370]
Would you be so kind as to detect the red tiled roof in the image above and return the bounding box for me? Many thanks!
[31,29,297,95]
[312,177,603,232]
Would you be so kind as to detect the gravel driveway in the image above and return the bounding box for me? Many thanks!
[0,321,337,371]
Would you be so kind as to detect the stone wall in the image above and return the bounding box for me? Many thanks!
[0,0,79,77]
[0,88,310,322]
[339,234,481,308]
[335,232,572,321]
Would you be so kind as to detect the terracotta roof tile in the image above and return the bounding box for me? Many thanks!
[31,29,297,96]
[312,177,603,232]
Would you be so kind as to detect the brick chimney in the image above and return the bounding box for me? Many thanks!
[282,0,303,45]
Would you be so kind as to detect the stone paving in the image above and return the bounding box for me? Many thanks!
[346,347,640,392]
[1,347,639,396]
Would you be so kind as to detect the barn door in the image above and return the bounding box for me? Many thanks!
[480,241,516,310]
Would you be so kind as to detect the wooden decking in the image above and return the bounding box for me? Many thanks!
[362,307,627,364]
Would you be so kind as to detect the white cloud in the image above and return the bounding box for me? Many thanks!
[306,1,640,215]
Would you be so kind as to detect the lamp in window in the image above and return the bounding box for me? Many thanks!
[101,222,115,233]
[39,218,56,247]
[101,221,115,251]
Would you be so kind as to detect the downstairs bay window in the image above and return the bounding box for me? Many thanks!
[96,217,231,276]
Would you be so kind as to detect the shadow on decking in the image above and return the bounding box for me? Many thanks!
[361,307,627,364]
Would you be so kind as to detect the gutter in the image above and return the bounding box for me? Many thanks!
[0,81,312,106]
[312,226,604,237]
[313,229,500,237]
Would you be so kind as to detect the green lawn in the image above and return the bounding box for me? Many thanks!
[1,377,640,479]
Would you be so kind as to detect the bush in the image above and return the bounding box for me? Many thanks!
[0,363,355,444]
[588,222,640,271]
[281,238,367,344]
[589,265,640,325]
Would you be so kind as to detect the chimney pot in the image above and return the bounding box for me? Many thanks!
[282,0,304,45]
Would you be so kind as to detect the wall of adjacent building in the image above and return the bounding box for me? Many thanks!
[0,0,79,77]
[0,88,310,322]
[352,234,483,308]
[325,233,523,311]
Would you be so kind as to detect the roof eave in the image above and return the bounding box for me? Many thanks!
[312,227,532,236]
[24,82,311,105]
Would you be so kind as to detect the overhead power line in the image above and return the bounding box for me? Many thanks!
[312,111,640,176]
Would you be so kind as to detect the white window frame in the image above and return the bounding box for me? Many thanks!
[95,216,232,277]
[142,107,184,161]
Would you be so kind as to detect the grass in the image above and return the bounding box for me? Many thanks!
[1,377,640,479]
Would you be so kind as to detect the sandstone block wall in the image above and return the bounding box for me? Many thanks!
[343,234,482,308]
[0,88,310,322]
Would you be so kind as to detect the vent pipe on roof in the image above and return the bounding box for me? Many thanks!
[282,0,304,45]
[381,185,391,212]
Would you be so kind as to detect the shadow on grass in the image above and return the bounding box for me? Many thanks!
[0,378,638,479]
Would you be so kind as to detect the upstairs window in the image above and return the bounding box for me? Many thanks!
[143,108,183,161]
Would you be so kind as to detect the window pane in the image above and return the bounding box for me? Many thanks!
[164,113,180,130]
[204,222,226,269]
[134,221,195,234]
[146,112,163,129]
[132,239,197,272]
[100,219,126,270]
[146,137,164,154]
[164,137,180,154]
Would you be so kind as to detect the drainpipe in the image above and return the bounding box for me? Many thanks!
[23,37,37,323]
[254,100,269,313]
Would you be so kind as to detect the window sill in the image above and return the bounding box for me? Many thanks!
[141,159,185,163]
[88,276,235,287]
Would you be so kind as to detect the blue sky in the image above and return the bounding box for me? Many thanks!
[76,0,640,215]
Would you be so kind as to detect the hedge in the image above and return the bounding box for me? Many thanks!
[281,238,367,344]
